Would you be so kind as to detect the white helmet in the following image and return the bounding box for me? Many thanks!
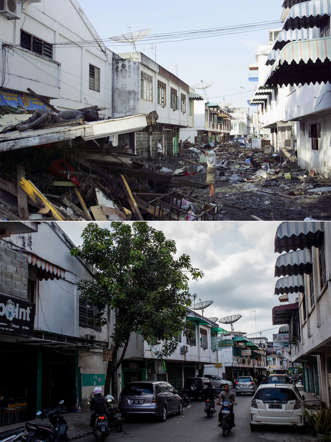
[93,387,103,395]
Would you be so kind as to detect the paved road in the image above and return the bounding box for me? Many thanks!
[81,396,317,442]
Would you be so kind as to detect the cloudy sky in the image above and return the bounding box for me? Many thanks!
[78,0,281,106]
[61,221,280,339]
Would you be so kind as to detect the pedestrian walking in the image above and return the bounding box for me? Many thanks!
[199,143,219,200]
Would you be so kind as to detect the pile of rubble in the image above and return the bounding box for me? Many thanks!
[174,143,331,220]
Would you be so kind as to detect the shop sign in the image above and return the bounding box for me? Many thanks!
[0,89,48,111]
[0,293,35,333]
[273,333,289,343]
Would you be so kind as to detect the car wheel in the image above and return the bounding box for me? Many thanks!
[250,423,257,432]
[177,402,183,415]
[159,406,167,422]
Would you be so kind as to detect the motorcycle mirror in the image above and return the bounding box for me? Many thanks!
[59,400,65,405]
[36,411,42,416]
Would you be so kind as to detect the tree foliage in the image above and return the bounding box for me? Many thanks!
[71,222,203,387]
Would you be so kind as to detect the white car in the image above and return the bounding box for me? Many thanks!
[250,384,305,431]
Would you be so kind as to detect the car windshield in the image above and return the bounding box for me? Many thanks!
[268,376,289,384]
[255,388,297,403]
[238,377,251,382]
[122,384,153,395]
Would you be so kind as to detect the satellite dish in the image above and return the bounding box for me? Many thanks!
[219,314,242,332]
[109,28,152,54]
[192,80,213,100]
[208,317,218,323]
[192,300,213,317]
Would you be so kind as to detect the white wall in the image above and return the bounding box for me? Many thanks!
[0,0,112,116]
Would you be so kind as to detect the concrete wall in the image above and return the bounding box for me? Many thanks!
[0,0,112,115]
[0,240,28,299]
[297,113,331,177]
[112,56,140,117]
[79,349,109,406]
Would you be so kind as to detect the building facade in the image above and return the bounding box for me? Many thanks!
[121,311,219,392]
[0,0,113,118]
[250,0,331,176]
[273,222,331,407]
[0,222,110,426]
[112,52,191,156]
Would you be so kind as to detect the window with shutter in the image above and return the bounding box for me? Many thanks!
[89,64,101,92]
[20,30,53,59]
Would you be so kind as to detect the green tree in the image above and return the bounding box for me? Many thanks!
[72,222,203,394]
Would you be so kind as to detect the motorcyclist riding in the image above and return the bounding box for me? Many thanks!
[217,384,235,428]
[90,387,108,427]
[204,382,217,405]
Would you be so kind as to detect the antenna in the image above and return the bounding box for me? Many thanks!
[192,300,213,317]
[109,28,152,55]
[192,80,213,100]
[219,314,242,333]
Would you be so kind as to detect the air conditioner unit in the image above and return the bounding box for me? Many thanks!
[0,0,19,20]
[180,345,188,355]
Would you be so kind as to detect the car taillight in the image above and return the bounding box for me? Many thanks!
[98,416,105,420]
[235,381,238,385]
[250,382,254,385]
[251,399,257,408]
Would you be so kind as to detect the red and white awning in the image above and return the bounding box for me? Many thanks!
[26,253,66,280]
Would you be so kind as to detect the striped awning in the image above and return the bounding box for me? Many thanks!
[275,275,305,294]
[284,0,331,30]
[189,92,204,100]
[273,302,299,325]
[283,0,307,7]
[266,37,331,86]
[275,249,312,277]
[275,221,324,252]
[26,252,66,280]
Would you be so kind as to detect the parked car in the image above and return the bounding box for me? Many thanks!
[184,377,210,399]
[250,384,305,431]
[204,375,233,393]
[119,381,183,422]
[266,374,291,384]
[235,376,256,395]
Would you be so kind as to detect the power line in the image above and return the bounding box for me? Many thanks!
[28,20,280,49]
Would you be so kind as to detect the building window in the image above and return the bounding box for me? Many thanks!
[20,30,53,59]
[28,279,36,305]
[170,88,178,111]
[141,72,153,102]
[181,93,186,113]
[309,273,315,308]
[157,81,166,107]
[89,64,101,92]
[309,123,321,150]
[79,299,101,331]
[200,328,208,350]
[319,242,327,290]
[185,321,196,346]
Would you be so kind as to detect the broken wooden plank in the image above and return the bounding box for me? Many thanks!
[17,164,29,219]
[19,178,65,221]
[62,196,88,220]
[90,206,107,221]
[120,174,144,220]
[52,181,76,187]
[74,187,93,220]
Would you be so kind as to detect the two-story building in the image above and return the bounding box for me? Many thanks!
[0,0,113,122]
[121,310,219,392]
[0,222,110,426]
[273,221,331,406]
[112,52,191,157]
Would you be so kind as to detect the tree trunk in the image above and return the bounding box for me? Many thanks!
[104,337,130,397]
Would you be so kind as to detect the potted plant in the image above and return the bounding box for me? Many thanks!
[305,408,331,439]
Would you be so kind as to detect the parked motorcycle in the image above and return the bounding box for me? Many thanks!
[204,398,216,418]
[24,400,68,442]
[105,395,123,433]
[179,389,191,408]
[220,400,234,437]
